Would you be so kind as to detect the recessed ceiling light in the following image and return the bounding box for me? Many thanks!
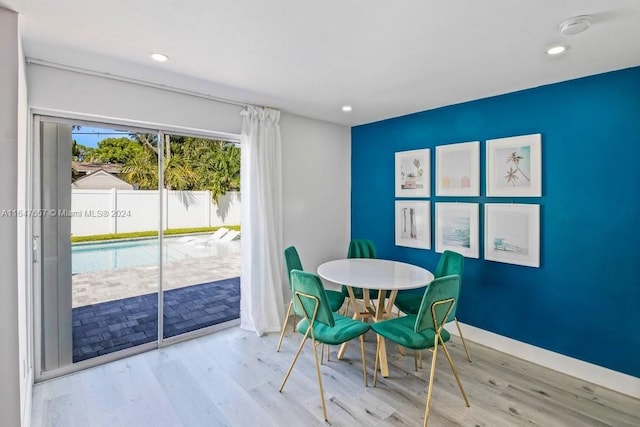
[546,46,567,56]
[342,105,352,112]
[150,53,169,62]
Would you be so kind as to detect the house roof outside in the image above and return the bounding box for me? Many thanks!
[72,161,122,175]
[71,169,133,190]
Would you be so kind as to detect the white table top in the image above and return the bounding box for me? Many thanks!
[317,258,433,291]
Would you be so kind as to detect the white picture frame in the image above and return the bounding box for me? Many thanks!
[435,202,479,258]
[395,149,430,198]
[395,200,431,249]
[485,203,540,267]
[486,134,542,197]
[436,141,480,196]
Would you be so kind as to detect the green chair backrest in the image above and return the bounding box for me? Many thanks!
[415,274,460,333]
[290,269,335,328]
[284,246,304,291]
[434,250,464,278]
[434,251,464,322]
[347,239,377,259]
[343,239,377,298]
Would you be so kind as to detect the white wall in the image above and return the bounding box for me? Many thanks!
[280,113,351,275]
[0,7,24,427]
[27,64,243,136]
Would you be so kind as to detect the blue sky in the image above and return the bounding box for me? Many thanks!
[72,126,132,148]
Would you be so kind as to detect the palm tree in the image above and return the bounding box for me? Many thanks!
[120,134,240,203]
[120,149,158,189]
[505,151,530,182]
[505,167,519,186]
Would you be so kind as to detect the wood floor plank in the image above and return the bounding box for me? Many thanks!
[182,339,283,426]
[465,341,640,426]
[151,358,230,426]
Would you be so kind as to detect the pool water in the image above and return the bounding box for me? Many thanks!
[72,235,240,274]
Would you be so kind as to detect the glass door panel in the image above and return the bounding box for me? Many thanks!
[161,134,241,339]
[70,128,161,362]
[36,119,162,377]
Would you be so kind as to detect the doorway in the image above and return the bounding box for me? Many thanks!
[33,116,241,380]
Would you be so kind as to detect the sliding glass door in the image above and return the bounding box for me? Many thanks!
[34,117,241,379]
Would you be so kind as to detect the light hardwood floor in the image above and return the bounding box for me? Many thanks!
[31,322,639,426]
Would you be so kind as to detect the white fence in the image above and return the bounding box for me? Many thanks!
[70,189,241,236]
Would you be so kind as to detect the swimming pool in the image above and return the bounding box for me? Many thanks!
[72,235,240,274]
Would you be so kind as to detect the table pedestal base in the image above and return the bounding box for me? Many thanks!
[337,287,398,377]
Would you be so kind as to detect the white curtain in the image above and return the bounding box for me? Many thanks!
[239,105,285,335]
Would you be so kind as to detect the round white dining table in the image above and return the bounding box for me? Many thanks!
[317,258,433,377]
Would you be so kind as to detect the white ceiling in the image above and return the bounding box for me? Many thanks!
[5,0,640,126]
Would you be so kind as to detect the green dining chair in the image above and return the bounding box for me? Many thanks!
[279,270,371,422]
[371,274,470,426]
[341,239,388,310]
[277,246,346,352]
[394,250,471,362]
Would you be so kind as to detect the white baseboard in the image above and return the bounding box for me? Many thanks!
[450,321,640,399]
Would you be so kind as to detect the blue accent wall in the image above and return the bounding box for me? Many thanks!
[351,67,640,377]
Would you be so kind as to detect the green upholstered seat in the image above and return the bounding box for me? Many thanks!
[370,274,469,426]
[393,250,472,363]
[277,246,346,352]
[296,314,371,346]
[394,250,464,315]
[279,270,371,421]
[284,246,345,312]
[368,314,451,349]
[372,274,460,348]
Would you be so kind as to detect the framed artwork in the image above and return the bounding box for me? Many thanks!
[395,149,430,198]
[436,141,480,196]
[435,202,479,258]
[395,200,431,249]
[485,203,540,267]
[486,134,542,197]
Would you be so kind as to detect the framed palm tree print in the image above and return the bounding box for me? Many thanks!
[486,134,541,197]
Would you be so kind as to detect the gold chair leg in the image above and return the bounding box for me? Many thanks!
[311,338,328,421]
[279,328,310,392]
[327,345,331,362]
[414,350,419,372]
[373,338,380,387]
[276,300,293,352]
[320,344,325,364]
[342,298,351,316]
[455,317,472,362]
[440,341,470,407]
[423,342,439,427]
[419,350,423,369]
[360,335,368,387]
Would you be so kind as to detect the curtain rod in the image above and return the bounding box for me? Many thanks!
[26,57,249,109]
